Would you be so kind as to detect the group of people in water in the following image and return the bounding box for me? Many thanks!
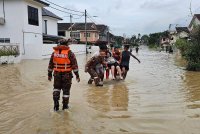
[85,44,140,86]
[48,38,140,111]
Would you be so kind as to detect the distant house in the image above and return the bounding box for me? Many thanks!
[160,37,170,47]
[96,24,109,43]
[42,8,63,43]
[57,23,72,39]
[189,14,200,31]
[175,27,190,39]
[0,0,62,59]
[58,22,99,44]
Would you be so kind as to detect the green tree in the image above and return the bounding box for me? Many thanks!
[185,26,200,71]
[141,35,149,45]
[175,39,188,56]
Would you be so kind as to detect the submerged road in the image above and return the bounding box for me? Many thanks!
[0,46,200,134]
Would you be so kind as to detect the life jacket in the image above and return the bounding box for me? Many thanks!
[53,45,72,72]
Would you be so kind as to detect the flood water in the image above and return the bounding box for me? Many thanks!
[0,46,200,134]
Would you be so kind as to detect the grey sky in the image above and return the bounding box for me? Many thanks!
[45,0,200,36]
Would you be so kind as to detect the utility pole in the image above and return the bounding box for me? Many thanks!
[190,0,193,17]
[70,14,72,41]
[85,9,88,54]
[107,26,110,47]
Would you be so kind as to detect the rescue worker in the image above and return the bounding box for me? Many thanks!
[85,50,106,86]
[121,45,140,79]
[48,39,80,111]
[92,45,108,82]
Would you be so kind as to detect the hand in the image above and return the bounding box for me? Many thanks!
[138,60,141,63]
[76,77,80,82]
[48,72,52,81]
[48,76,52,81]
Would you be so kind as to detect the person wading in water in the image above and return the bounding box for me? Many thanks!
[121,45,140,79]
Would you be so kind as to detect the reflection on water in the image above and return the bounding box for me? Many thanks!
[87,81,128,112]
[0,46,200,134]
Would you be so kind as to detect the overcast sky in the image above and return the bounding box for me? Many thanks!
[45,0,200,37]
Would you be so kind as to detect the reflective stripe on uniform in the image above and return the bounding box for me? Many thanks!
[73,69,79,73]
[53,89,61,92]
[63,95,70,98]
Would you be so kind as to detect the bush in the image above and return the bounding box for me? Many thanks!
[0,50,19,56]
[187,61,200,71]
[176,26,200,71]
[148,44,158,49]
[175,39,188,56]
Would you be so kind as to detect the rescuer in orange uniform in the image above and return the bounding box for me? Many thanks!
[48,39,80,111]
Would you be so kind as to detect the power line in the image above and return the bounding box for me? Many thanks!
[49,6,84,16]
[73,14,85,19]
[44,0,84,14]
[87,13,97,23]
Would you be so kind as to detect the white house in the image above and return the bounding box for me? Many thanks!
[189,14,200,31]
[0,0,64,60]
[175,27,190,39]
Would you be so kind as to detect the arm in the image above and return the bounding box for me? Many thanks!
[48,52,54,81]
[69,51,80,82]
[119,52,122,64]
[130,52,140,63]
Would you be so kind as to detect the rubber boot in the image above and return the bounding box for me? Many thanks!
[53,99,59,111]
[88,78,93,84]
[62,97,69,110]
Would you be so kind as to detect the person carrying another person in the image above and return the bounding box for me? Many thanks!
[85,50,107,86]
[121,45,140,79]
[92,45,107,82]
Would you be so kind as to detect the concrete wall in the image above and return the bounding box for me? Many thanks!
[0,0,24,54]
[42,16,58,35]
[42,44,87,59]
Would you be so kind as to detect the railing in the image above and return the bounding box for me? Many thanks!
[0,43,20,56]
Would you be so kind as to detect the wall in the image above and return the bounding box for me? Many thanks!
[65,31,71,39]
[42,44,86,59]
[22,1,44,59]
[42,16,58,35]
[0,0,24,53]
[80,31,99,42]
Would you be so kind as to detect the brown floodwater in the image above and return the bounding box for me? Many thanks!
[0,46,200,134]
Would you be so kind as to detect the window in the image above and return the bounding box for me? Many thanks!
[71,32,80,38]
[0,38,10,43]
[58,31,66,36]
[28,6,39,26]
[84,33,90,37]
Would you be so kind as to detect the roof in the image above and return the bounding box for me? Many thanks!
[58,23,98,31]
[72,23,97,31]
[43,34,63,43]
[176,27,190,33]
[33,0,49,6]
[96,25,108,33]
[189,14,200,28]
[194,14,200,21]
[42,8,62,20]
[58,23,72,31]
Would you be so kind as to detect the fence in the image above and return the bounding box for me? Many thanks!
[0,43,20,56]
